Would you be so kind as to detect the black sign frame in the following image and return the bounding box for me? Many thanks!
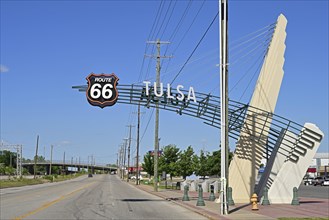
[86,73,119,108]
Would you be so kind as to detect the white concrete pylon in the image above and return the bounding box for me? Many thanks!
[229,14,288,203]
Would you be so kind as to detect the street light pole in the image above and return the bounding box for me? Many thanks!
[136,103,141,185]
[219,0,229,215]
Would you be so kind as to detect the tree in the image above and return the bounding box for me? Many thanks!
[159,144,180,180]
[106,164,118,167]
[194,150,211,179]
[0,150,17,167]
[34,155,46,162]
[206,148,234,177]
[176,146,195,180]
[142,152,154,176]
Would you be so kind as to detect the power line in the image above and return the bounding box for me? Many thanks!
[171,0,206,55]
[154,1,174,39]
[170,11,219,85]
[159,0,178,40]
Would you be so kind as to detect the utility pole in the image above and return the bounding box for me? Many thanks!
[119,144,123,178]
[146,39,171,192]
[219,0,229,215]
[117,146,121,177]
[63,151,65,175]
[123,138,128,180]
[71,156,73,174]
[116,152,119,170]
[34,135,39,179]
[50,145,53,175]
[126,125,135,182]
[87,156,89,173]
[134,103,144,185]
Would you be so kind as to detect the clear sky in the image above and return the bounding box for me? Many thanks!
[1,0,328,165]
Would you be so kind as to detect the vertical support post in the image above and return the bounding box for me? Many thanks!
[123,138,128,180]
[136,103,141,185]
[71,157,73,175]
[50,145,53,175]
[116,152,119,171]
[219,0,229,215]
[63,151,65,175]
[18,145,22,177]
[87,155,89,174]
[34,135,39,179]
[120,145,124,178]
[154,39,161,191]
[146,39,171,192]
[127,125,134,182]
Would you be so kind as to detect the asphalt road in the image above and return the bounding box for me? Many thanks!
[298,184,329,199]
[0,175,207,220]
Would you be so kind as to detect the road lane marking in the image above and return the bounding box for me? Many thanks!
[13,181,96,220]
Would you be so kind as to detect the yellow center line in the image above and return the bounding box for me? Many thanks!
[13,181,96,220]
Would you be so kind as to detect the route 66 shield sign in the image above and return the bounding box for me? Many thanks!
[86,73,119,108]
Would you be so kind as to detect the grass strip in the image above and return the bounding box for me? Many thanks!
[0,173,86,189]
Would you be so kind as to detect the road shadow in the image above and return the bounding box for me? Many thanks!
[120,198,164,202]
[300,201,326,204]
[228,203,250,214]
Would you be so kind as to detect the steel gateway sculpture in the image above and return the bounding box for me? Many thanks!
[73,13,324,204]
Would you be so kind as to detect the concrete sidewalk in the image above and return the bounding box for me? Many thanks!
[128,181,329,220]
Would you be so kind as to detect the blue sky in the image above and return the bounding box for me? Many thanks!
[1,0,328,165]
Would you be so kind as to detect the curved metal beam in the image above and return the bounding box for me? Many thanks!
[72,84,322,163]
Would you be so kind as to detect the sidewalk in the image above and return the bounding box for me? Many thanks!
[128,181,329,220]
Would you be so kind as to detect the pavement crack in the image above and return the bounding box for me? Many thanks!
[91,209,107,218]
[127,202,133,212]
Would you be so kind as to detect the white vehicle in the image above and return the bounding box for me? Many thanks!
[130,175,143,180]
[303,177,314,186]
[322,177,329,186]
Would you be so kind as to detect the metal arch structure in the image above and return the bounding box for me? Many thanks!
[73,83,324,204]
[72,84,322,165]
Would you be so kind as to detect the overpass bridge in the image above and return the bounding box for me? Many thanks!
[22,161,117,175]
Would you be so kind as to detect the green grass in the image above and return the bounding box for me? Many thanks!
[0,178,48,188]
[0,173,86,189]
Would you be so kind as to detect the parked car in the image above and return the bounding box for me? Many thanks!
[312,176,325,186]
[303,177,314,186]
[88,173,93,178]
[130,175,143,180]
[322,177,329,186]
